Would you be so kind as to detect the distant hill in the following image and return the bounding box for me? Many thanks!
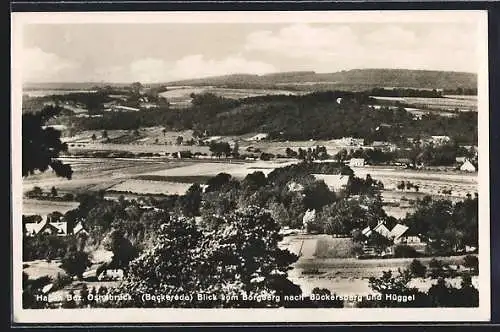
[23,82,131,91]
[166,69,477,91]
[24,69,477,92]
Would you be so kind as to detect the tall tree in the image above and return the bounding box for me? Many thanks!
[22,106,73,179]
[115,207,300,308]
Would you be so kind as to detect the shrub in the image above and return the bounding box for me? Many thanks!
[61,247,91,279]
[52,272,72,290]
[394,245,419,258]
[409,259,427,278]
[463,255,479,274]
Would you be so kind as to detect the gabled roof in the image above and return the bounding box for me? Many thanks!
[373,223,391,239]
[361,226,372,237]
[25,220,48,235]
[48,222,67,236]
[460,159,476,171]
[389,223,409,240]
[73,221,88,235]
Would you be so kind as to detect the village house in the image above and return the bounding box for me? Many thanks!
[24,218,88,237]
[428,135,451,146]
[246,133,269,142]
[311,174,350,193]
[371,141,397,152]
[24,219,67,237]
[360,222,426,257]
[98,269,124,281]
[349,158,365,167]
[338,137,364,146]
[460,159,477,172]
[287,181,305,192]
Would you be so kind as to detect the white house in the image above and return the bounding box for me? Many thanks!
[389,224,410,243]
[339,137,364,146]
[361,222,426,253]
[302,209,316,230]
[429,135,451,146]
[72,221,89,236]
[287,181,304,192]
[460,159,477,172]
[246,133,269,142]
[25,219,68,237]
[98,269,124,281]
[311,174,350,193]
[349,158,365,167]
[372,222,391,239]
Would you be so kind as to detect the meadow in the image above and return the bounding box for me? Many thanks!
[280,233,479,296]
[371,96,477,112]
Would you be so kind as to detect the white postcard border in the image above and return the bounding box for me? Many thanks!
[11,10,491,323]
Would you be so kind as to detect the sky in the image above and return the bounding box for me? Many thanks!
[21,21,480,83]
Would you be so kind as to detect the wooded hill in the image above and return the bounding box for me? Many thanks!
[24,69,477,92]
[166,69,477,91]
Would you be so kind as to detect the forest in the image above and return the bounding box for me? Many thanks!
[68,91,478,145]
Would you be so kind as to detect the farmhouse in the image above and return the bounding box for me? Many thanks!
[429,135,451,146]
[24,218,88,237]
[246,133,269,142]
[311,174,350,193]
[24,219,67,237]
[98,269,124,281]
[393,158,413,167]
[360,222,426,256]
[372,141,397,152]
[339,137,364,146]
[349,158,365,167]
[460,159,477,172]
[73,221,89,236]
[287,181,304,192]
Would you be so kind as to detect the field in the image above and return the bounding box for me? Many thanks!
[371,96,477,112]
[313,235,358,259]
[23,90,98,98]
[23,260,66,280]
[160,85,302,108]
[22,150,477,222]
[23,199,80,217]
[353,166,477,198]
[141,159,299,179]
[280,234,479,296]
[109,180,193,195]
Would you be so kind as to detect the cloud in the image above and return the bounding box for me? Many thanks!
[169,54,276,80]
[364,25,417,48]
[243,23,477,72]
[245,24,360,60]
[22,47,78,82]
[87,55,276,83]
[129,58,171,82]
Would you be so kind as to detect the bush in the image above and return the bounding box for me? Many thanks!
[61,247,91,279]
[393,245,419,258]
[463,255,479,274]
[62,193,74,201]
[428,258,447,278]
[52,272,72,290]
[409,259,427,278]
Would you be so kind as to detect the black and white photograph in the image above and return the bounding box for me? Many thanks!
[11,10,490,323]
